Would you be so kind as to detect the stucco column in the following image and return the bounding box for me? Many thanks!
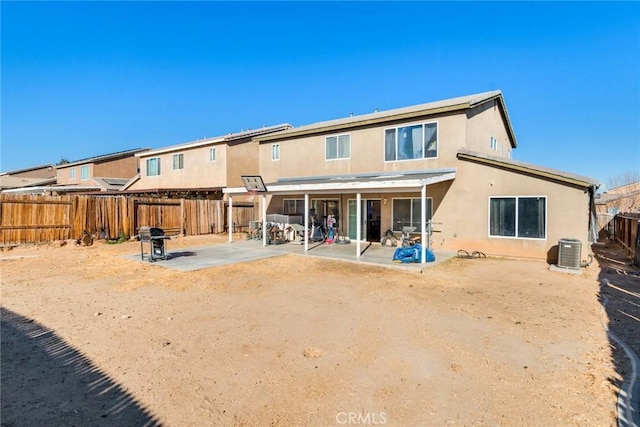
[228,194,233,243]
[356,192,361,259]
[304,193,309,252]
[421,184,427,264]
[262,194,267,247]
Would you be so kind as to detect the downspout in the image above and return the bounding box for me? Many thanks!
[588,184,599,243]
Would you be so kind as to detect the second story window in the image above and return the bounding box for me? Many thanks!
[272,144,280,161]
[173,153,184,170]
[209,148,216,161]
[146,157,161,176]
[384,122,437,161]
[490,136,498,151]
[80,165,89,181]
[326,134,350,160]
[69,168,76,180]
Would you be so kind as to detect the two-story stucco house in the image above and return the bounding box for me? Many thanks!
[225,90,599,262]
[55,148,149,192]
[124,124,292,198]
[0,164,57,192]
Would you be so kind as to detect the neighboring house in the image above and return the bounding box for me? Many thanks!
[225,90,599,261]
[55,148,149,192]
[596,181,640,215]
[0,164,57,192]
[595,181,640,238]
[124,124,292,198]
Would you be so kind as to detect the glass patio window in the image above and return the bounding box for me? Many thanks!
[489,196,546,239]
[391,198,433,232]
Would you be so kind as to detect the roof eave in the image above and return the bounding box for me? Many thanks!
[137,138,225,157]
[457,151,598,188]
[224,171,456,195]
[256,103,470,143]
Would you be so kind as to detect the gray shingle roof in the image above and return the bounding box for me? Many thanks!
[255,90,517,147]
[457,149,600,188]
[58,148,150,168]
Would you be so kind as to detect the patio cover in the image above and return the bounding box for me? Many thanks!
[224,169,456,264]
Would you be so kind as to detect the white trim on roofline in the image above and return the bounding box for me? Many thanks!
[224,171,456,195]
[137,137,226,157]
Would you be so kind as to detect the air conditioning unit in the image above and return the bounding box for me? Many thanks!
[557,238,581,269]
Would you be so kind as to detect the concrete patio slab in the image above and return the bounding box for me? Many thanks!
[121,239,456,272]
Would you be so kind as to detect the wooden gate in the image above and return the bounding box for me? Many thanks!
[133,199,183,236]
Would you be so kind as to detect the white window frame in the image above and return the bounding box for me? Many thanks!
[384,120,438,162]
[80,165,89,181]
[69,168,76,180]
[325,133,351,161]
[311,198,341,228]
[272,144,280,161]
[490,136,497,151]
[172,153,184,170]
[391,197,433,233]
[282,198,304,215]
[209,147,216,162]
[488,195,547,240]
[146,157,161,177]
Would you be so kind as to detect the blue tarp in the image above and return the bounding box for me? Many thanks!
[392,244,435,263]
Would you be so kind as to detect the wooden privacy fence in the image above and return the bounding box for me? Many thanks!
[613,213,640,267]
[0,194,258,246]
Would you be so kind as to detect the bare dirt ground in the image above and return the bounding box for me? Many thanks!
[1,234,629,426]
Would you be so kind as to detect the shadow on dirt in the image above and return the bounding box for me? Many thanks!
[593,239,640,426]
[1,307,162,426]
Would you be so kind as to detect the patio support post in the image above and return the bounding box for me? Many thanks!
[421,184,427,263]
[304,193,309,252]
[262,194,267,247]
[356,192,361,259]
[228,194,233,243]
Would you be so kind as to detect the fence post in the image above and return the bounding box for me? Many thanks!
[180,199,185,235]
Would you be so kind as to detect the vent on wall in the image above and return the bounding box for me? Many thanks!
[557,238,582,269]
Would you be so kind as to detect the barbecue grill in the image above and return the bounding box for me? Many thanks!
[139,226,169,262]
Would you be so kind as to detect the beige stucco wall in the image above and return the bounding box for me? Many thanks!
[93,157,139,179]
[435,159,593,260]
[12,166,55,179]
[261,160,593,261]
[264,186,450,241]
[56,166,79,185]
[465,100,513,158]
[131,144,229,190]
[226,140,260,188]
[56,157,139,185]
[57,163,94,185]
[259,112,471,183]
[259,106,514,184]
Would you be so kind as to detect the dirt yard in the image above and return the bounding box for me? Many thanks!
[1,234,625,426]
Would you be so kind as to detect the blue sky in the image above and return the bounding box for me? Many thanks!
[1,1,639,190]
